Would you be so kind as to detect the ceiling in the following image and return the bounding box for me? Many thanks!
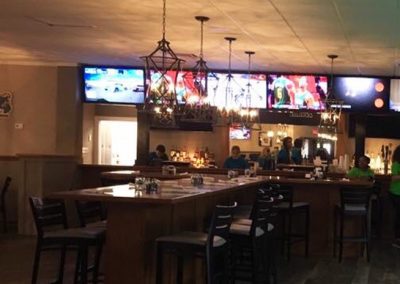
[2,0,400,76]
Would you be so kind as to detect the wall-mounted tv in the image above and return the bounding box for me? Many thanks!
[207,72,267,109]
[267,74,328,110]
[229,124,251,140]
[83,66,145,104]
[148,70,206,105]
[332,76,389,112]
[390,79,400,112]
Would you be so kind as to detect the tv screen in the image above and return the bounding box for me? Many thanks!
[229,125,251,140]
[390,79,400,112]
[83,66,145,104]
[148,70,206,104]
[332,77,389,112]
[267,74,328,110]
[207,72,267,109]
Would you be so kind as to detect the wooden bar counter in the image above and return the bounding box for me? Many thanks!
[50,175,371,284]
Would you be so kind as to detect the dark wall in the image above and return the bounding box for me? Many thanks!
[349,114,400,139]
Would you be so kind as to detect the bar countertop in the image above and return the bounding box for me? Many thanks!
[50,175,372,205]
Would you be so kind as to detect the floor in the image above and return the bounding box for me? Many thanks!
[1,233,400,284]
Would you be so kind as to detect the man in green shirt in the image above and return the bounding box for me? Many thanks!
[347,155,374,180]
[390,146,400,248]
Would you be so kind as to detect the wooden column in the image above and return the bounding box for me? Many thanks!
[354,114,366,166]
[136,110,151,166]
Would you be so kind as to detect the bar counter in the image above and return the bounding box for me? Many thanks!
[50,175,372,284]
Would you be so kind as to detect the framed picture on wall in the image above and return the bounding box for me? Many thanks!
[259,132,273,146]
[0,91,13,117]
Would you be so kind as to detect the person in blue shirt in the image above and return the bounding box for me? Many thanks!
[223,145,249,169]
[277,136,293,164]
[258,146,273,170]
[291,138,303,165]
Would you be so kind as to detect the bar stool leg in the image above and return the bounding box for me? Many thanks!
[56,245,66,283]
[287,213,292,261]
[155,245,163,284]
[305,207,310,257]
[31,242,42,284]
[333,209,337,257]
[339,213,344,263]
[176,255,184,284]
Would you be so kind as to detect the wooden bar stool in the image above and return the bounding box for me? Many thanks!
[29,197,105,284]
[230,194,276,284]
[274,184,310,260]
[333,186,372,262]
[155,202,237,284]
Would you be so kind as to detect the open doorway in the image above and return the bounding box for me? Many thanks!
[97,119,137,165]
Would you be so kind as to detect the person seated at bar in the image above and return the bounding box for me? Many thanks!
[315,147,331,163]
[258,146,273,170]
[223,145,249,169]
[291,138,303,165]
[347,155,374,180]
[148,144,169,166]
[277,136,293,164]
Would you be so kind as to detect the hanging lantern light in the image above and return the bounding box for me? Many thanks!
[141,0,185,126]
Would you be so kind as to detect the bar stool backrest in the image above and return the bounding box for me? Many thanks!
[251,196,275,236]
[29,197,68,237]
[207,202,237,249]
[340,186,373,212]
[273,184,294,207]
[76,201,106,227]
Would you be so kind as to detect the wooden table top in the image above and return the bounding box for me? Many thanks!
[100,170,191,180]
[50,175,373,205]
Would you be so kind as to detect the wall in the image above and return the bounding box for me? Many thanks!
[0,65,81,156]
[150,125,229,167]
[0,64,82,233]
[365,138,400,158]
[228,123,325,154]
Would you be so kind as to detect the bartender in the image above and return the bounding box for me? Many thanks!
[223,145,249,169]
[277,136,293,164]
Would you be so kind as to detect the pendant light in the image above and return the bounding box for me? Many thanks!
[141,0,185,126]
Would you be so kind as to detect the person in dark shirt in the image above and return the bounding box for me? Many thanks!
[277,136,293,164]
[223,145,249,169]
[149,144,169,166]
[291,138,303,165]
[258,146,273,170]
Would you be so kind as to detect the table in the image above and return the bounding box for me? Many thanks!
[50,175,372,283]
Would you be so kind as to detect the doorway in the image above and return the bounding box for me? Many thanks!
[97,119,137,165]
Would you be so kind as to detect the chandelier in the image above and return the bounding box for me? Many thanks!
[215,37,242,124]
[237,51,260,130]
[141,0,185,126]
[318,54,342,141]
[178,16,214,123]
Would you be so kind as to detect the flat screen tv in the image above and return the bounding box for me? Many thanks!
[390,79,400,112]
[332,76,389,112]
[83,66,145,104]
[148,70,206,104]
[229,124,251,140]
[207,72,267,109]
[267,74,328,110]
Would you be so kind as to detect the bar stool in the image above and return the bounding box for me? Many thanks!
[75,200,107,283]
[230,194,276,283]
[274,184,310,260]
[29,197,105,284]
[0,176,11,233]
[155,202,237,284]
[333,186,372,262]
[370,181,383,238]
